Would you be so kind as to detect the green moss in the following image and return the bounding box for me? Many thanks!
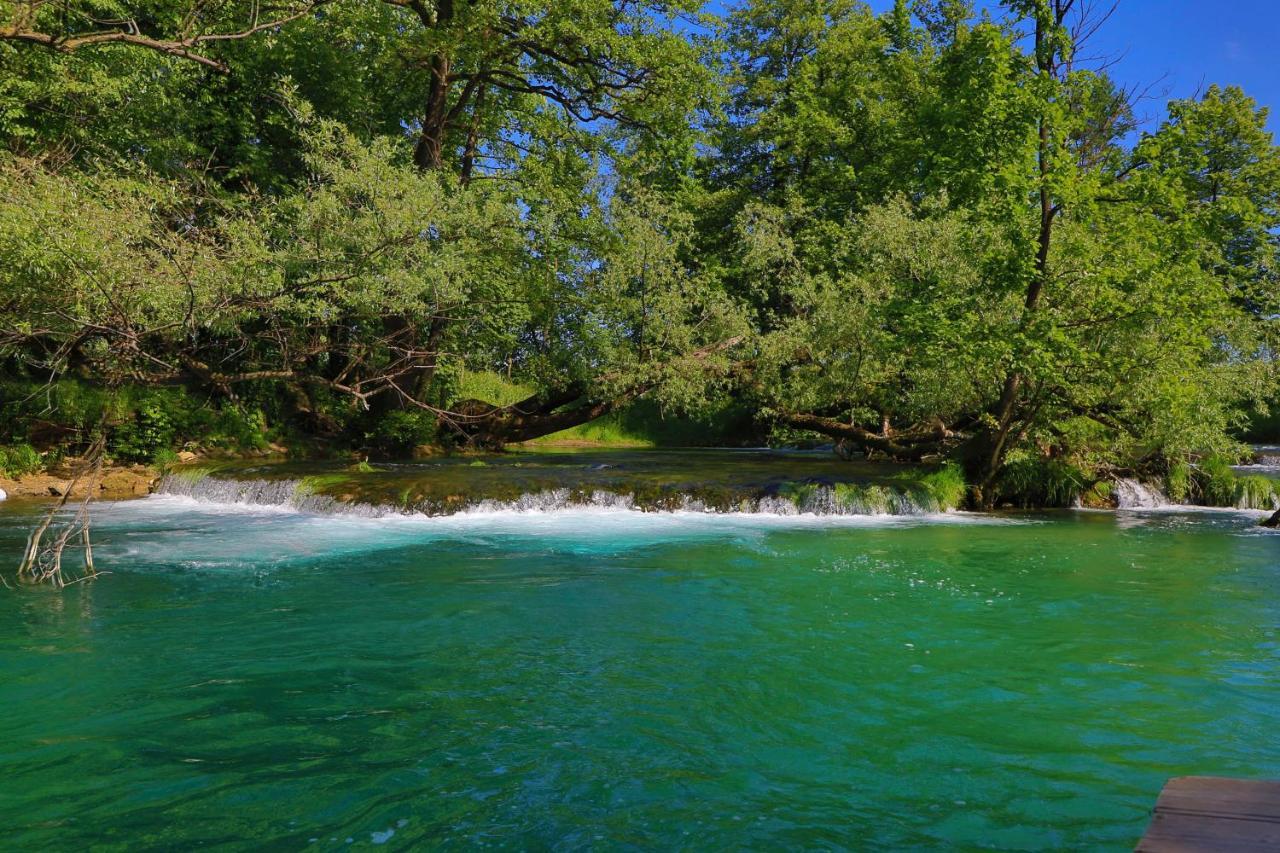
[167,465,218,486]
[295,474,354,496]
[782,481,822,510]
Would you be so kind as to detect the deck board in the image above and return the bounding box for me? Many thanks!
[1136,776,1280,852]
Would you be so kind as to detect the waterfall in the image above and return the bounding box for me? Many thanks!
[1113,478,1170,509]
[156,473,946,518]
[156,473,383,516]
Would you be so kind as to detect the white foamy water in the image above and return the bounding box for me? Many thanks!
[1112,478,1170,509]
[154,473,957,518]
[80,490,1023,572]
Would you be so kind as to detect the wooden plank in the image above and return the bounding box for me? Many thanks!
[1137,776,1280,852]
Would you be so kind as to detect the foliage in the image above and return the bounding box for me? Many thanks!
[917,464,967,512]
[366,411,437,457]
[0,443,41,477]
[1166,461,1193,504]
[995,452,1086,508]
[1197,456,1241,507]
[0,0,1277,504]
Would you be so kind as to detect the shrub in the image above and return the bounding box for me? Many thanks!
[367,410,436,455]
[996,453,1086,508]
[1166,460,1192,503]
[110,400,176,463]
[1197,456,1238,506]
[918,463,966,511]
[1235,475,1278,510]
[0,443,42,477]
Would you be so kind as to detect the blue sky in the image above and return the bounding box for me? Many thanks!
[707,0,1279,134]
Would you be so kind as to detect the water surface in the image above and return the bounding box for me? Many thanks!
[1,496,1277,849]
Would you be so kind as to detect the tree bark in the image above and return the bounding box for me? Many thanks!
[777,412,956,461]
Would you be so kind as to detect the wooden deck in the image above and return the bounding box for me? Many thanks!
[1136,776,1280,851]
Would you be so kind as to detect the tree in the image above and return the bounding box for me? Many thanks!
[699,0,1280,504]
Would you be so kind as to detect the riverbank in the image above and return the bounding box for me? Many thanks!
[0,462,159,502]
[3,446,1279,519]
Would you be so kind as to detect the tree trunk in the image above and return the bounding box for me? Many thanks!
[972,9,1060,509]
[413,51,453,171]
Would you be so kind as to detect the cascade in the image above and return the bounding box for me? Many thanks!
[1112,478,1170,509]
[157,473,947,518]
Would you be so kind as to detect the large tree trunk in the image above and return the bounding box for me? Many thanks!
[972,7,1061,509]
[413,50,453,171]
[446,337,745,449]
[777,412,957,461]
[443,383,633,449]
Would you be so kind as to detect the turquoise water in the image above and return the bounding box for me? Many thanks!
[2,497,1278,849]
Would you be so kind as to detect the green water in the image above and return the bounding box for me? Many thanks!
[1,497,1278,849]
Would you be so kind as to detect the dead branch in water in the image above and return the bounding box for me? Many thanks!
[8,434,108,589]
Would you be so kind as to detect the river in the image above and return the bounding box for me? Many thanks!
[1,451,1278,849]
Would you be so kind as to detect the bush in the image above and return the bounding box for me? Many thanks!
[109,400,177,463]
[0,443,42,477]
[996,453,1086,508]
[1235,475,1278,510]
[1166,460,1192,503]
[918,463,966,511]
[367,410,436,455]
[1197,456,1239,506]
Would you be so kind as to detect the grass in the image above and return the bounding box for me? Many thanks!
[917,463,966,511]
[1235,474,1278,510]
[525,414,656,448]
[295,473,355,496]
[996,453,1086,508]
[0,443,42,478]
[454,370,533,407]
[455,369,754,448]
[163,465,218,486]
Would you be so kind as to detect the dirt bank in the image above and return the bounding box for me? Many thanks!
[0,464,159,502]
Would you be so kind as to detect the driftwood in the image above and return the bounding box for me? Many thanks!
[5,435,107,590]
